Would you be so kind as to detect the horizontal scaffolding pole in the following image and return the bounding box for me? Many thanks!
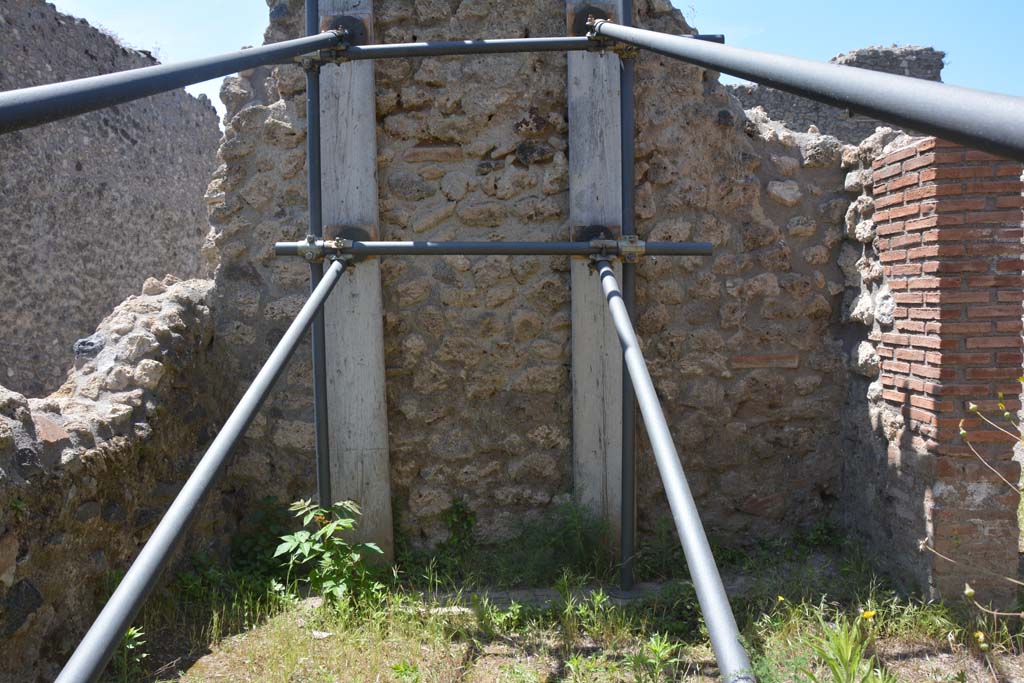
[590,20,1024,161]
[274,238,712,258]
[0,31,343,134]
[595,259,753,683]
[54,259,348,683]
[330,33,724,61]
[337,36,593,60]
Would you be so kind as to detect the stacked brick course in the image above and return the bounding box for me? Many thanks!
[870,138,1023,602]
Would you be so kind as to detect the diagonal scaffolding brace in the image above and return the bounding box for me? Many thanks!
[53,259,349,683]
[595,259,754,683]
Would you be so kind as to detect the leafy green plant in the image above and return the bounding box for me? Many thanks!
[576,589,632,649]
[391,660,420,682]
[275,498,383,604]
[565,652,622,681]
[473,596,524,640]
[627,632,681,682]
[554,570,589,651]
[802,613,896,683]
[113,626,148,683]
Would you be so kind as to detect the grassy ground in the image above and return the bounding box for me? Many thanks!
[99,501,1024,682]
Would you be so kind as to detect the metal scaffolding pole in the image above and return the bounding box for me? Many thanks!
[54,259,348,683]
[0,32,343,134]
[274,238,712,258]
[618,0,638,594]
[589,19,1024,161]
[332,33,722,61]
[595,259,753,683]
[338,36,593,60]
[305,0,332,509]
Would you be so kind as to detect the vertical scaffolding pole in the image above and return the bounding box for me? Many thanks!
[618,0,637,592]
[306,0,332,507]
[596,260,753,683]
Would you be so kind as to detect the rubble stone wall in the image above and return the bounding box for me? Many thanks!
[729,46,945,144]
[205,0,850,551]
[0,277,233,682]
[0,0,221,397]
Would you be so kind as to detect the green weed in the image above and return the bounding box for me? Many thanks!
[112,626,148,683]
[275,498,384,604]
[801,612,897,683]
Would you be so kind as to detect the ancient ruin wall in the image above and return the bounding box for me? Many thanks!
[0,276,236,682]
[837,131,1024,605]
[0,0,221,397]
[729,46,945,144]
[206,0,850,551]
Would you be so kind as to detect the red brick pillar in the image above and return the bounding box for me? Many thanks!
[872,138,1023,604]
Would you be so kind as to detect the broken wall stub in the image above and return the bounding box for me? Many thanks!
[0,276,236,682]
[0,0,221,397]
[206,0,850,550]
[729,46,945,144]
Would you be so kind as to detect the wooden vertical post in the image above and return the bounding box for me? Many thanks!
[566,0,624,546]
[319,0,393,559]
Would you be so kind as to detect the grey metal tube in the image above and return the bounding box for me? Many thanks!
[54,259,348,683]
[0,31,342,134]
[275,239,712,257]
[591,20,1024,161]
[334,34,722,61]
[618,0,638,593]
[305,1,332,509]
[338,36,593,60]
[596,260,753,682]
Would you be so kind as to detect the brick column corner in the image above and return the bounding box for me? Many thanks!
[870,137,1023,606]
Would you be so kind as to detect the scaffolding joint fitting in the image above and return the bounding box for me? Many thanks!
[298,235,325,262]
[584,18,637,58]
[324,237,362,265]
[618,235,645,263]
[587,236,646,265]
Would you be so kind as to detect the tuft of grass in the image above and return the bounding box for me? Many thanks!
[103,498,1021,682]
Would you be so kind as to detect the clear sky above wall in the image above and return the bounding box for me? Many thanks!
[50,0,1023,125]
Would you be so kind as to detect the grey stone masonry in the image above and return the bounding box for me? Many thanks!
[0,0,221,396]
[728,45,945,144]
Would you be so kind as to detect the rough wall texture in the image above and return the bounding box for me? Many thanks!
[0,0,221,397]
[0,276,233,682]
[1,1,1017,675]
[205,0,850,551]
[729,46,945,144]
[838,133,1024,606]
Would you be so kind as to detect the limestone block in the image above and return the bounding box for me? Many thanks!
[852,341,881,377]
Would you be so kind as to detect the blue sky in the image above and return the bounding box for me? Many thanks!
[680,0,1024,96]
[50,0,1023,123]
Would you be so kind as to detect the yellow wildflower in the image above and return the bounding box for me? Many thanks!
[861,610,876,620]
